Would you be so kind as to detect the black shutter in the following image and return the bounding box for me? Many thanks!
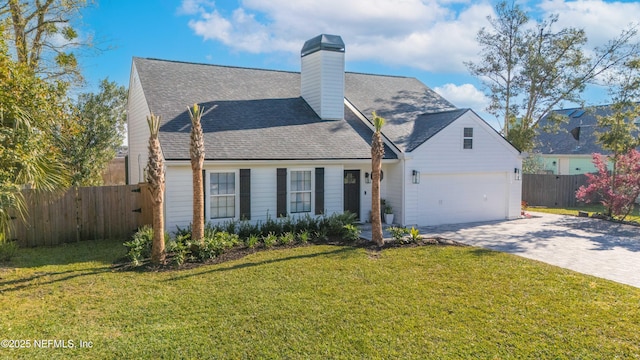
[277,168,287,217]
[239,169,251,220]
[315,167,324,215]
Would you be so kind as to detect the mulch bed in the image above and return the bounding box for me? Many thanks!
[114,235,467,272]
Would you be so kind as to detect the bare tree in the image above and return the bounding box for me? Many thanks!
[2,0,91,82]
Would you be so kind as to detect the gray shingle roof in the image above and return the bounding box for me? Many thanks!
[535,105,640,155]
[133,57,459,160]
[344,72,457,152]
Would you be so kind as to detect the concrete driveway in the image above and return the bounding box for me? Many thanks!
[365,212,640,288]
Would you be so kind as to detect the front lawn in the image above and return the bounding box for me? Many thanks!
[1,239,639,358]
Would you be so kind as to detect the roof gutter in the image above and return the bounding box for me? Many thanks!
[163,158,400,167]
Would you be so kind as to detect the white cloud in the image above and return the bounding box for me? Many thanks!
[180,0,493,73]
[434,83,489,110]
[177,0,216,15]
[179,0,640,78]
[537,0,640,47]
[188,9,233,43]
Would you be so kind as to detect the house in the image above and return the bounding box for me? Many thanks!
[127,34,522,230]
[534,104,640,175]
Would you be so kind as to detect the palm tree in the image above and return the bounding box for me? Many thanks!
[187,103,205,244]
[146,113,165,264]
[371,111,385,246]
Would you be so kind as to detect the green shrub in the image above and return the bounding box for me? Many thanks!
[313,228,328,242]
[0,240,18,262]
[342,224,361,241]
[279,231,295,245]
[123,226,154,266]
[297,230,310,244]
[260,216,282,237]
[280,217,296,233]
[237,220,260,239]
[166,234,190,266]
[173,224,192,241]
[207,221,225,234]
[295,214,319,234]
[388,226,409,243]
[223,220,237,235]
[263,232,277,248]
[324,212,358,237]
[194,231,240,261]
[245,234,259,248]
[409,227,421,243]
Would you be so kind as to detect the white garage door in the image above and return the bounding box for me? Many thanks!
[417,172,508,226]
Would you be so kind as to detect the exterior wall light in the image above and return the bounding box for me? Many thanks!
[412,170,420,184]
[514,167,521,181]
[364,172,371,184]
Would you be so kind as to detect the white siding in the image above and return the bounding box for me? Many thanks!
[126,63,152,184]
[249,166,277,223]
[403,111,522,226]
[412,112,521,174]
[383,163,404,225]
[323,165,344,215]
[301,50,345,120]
[164,162,351,231]
[164,165,193,232]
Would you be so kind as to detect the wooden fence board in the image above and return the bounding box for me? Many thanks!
[9,184,153,247]
[522,174,590,207]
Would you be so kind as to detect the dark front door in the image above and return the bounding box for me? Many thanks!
[343,170,360,219]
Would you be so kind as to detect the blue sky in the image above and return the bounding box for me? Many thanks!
[76,0,640,130]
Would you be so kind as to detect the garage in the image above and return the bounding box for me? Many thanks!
[417,172,509,226]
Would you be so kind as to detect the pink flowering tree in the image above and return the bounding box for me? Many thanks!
[576,150,640,220]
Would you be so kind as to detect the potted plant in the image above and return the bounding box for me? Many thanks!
[384,204,394,224]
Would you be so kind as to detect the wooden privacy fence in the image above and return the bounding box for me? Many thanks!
[522,174,590,208]
[9,184,153,247]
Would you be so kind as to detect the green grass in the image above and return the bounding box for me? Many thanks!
[1,240,640,359]
[527,204,640,223]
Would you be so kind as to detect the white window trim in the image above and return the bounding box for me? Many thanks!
[288,168,314,215]
[207,169,239,221]
[462,127,474,150]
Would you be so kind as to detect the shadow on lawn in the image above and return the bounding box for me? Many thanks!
[7,239,125,268]
[0,266,111,293]
[165,246,360,282]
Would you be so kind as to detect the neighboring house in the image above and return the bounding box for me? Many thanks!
[101,157,126,185]
[534,105,640,175]
[127,34,522,230]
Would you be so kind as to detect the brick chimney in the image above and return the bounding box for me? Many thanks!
[300,34,345,120]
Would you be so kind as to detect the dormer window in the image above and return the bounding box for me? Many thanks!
[463,127,473,149]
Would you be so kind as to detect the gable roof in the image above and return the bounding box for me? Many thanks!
[132,57,462,160]
[535,105,640,155]
[344,72,457,152]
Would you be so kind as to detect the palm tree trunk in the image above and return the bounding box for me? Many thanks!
[188,104,205,244]
[192,165,204,242]
[147,113,165,265]
[151,190,165,264]
[371,139,383,246]
[371,112,385,246]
